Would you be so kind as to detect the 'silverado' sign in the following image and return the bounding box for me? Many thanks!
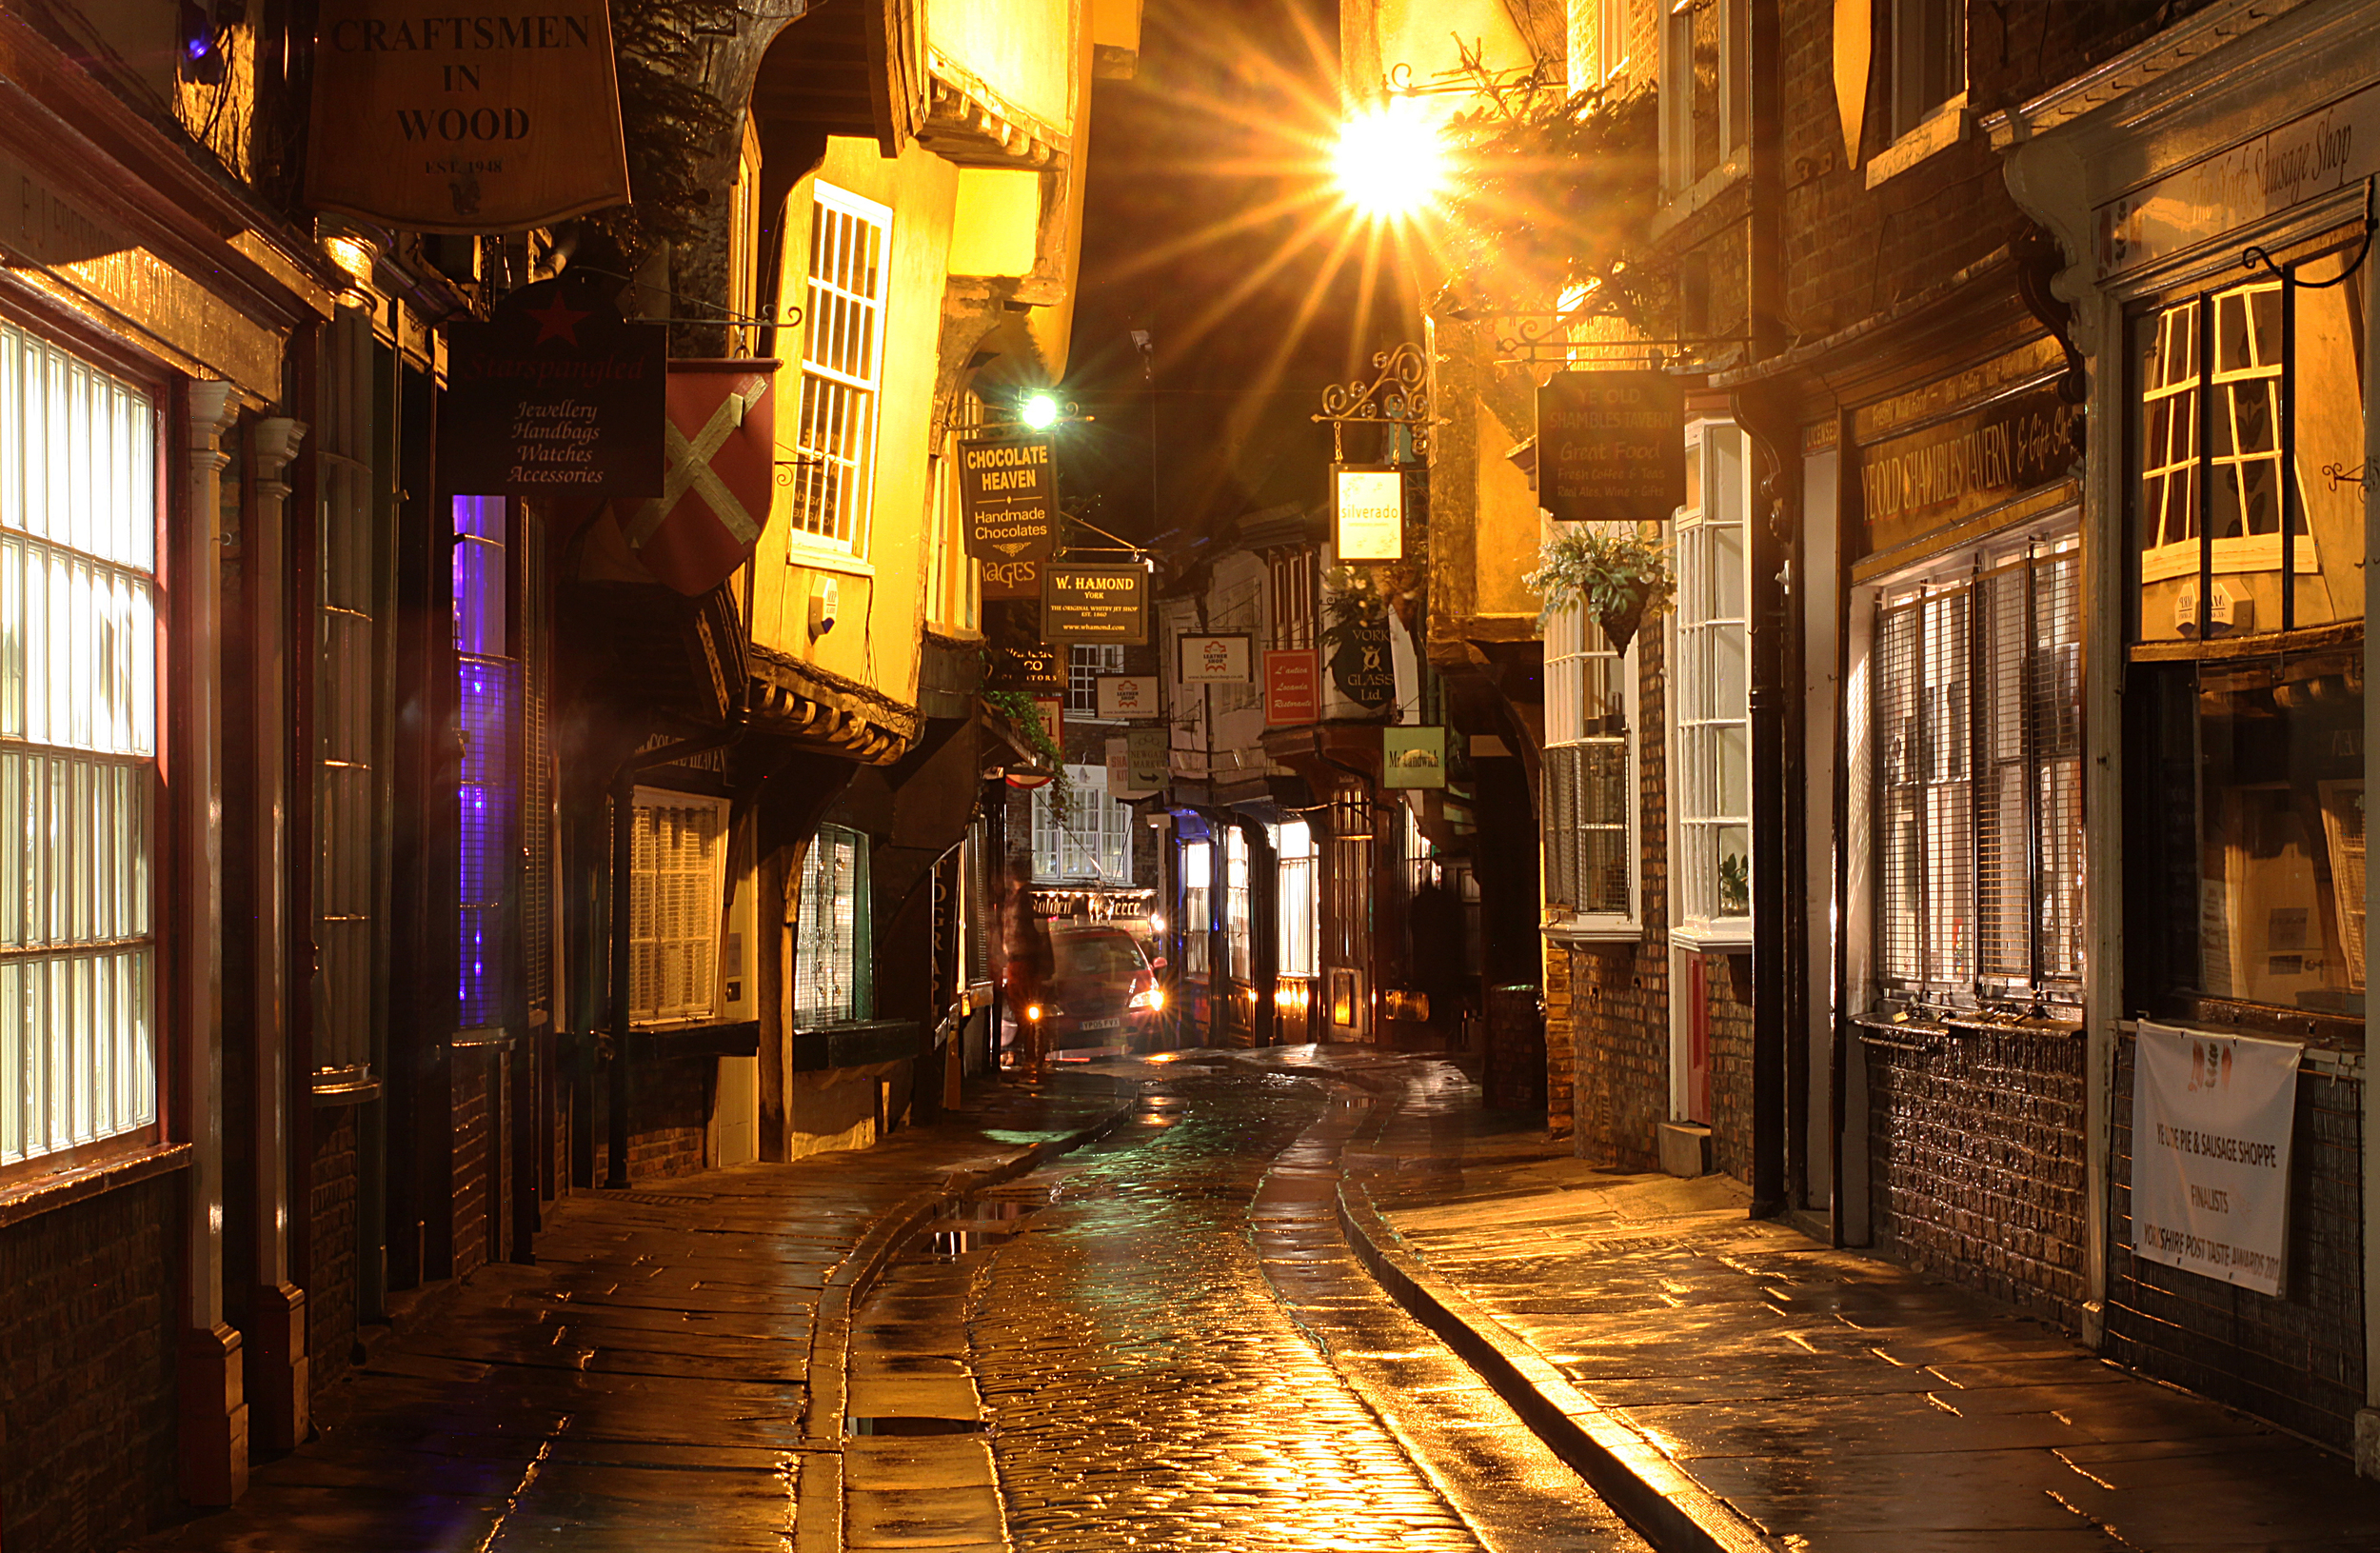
[960,435,1059,562]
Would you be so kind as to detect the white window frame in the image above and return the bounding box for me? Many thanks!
[1181,839,1212,977]
[1066,644,1124,715]
[1670,420,1753,948]
[1276,820,1317,978]
[785,183,891,558]
[1,327,161,1167]
[1888,0,1965,144]
[1032,764,1133,884]
[1542,585,1641,941]
[629,788,729,1027]
[1659,0,1749,205]
[793,822,871,1026]
[1223,825,1253,982]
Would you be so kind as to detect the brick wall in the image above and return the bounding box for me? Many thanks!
[451,1057,490,1282]
[2105,1038,2364,1450]
[1863,1025,2089,1326]
[591,1050,712,1185]
[0,1175,180,1553]
[1700,951,1755,1184]
[308,1107,359,1396]
[1565,633,1672,1174]
[1542,941,1574,1138]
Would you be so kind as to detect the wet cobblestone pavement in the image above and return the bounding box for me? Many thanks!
[967,1066,1645,1553]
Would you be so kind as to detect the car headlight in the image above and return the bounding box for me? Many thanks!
[1128,987,1165,1011]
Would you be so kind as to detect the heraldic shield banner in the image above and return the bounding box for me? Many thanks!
[619,360,782,597]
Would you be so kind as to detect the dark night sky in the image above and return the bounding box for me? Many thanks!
[1058,0,1415,550]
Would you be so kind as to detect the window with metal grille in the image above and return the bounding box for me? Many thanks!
[1223,826,1252,980]
[1873,529,2082,1009]
[1674,423,1751,938]
[0,323,159,1166]
[455,495,520,1035]
[315,312,385,1084]
[1032,764,1132,883]
[1181,840,1211,977]
[1542,597,1637,929]
[1066,645,1123,713]
[630,792,726,1025]
[1276,820,1317,977]
[793,824,870,1025]
[786,186,889,553]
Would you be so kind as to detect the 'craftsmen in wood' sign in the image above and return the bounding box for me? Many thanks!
[308,0,631,232]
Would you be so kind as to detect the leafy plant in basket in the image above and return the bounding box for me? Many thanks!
[982,687,1071,821]
[1522,527,1676,651]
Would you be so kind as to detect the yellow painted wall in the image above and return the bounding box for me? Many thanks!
[927,0,1078,136]
[752,136,960,709]
[949,169,1043,278]
[1474,395,1543,621]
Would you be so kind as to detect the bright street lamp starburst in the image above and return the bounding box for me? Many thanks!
[1021,390,1061,430]
[1333,97,1446,223]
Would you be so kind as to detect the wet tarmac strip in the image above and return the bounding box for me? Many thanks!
[915,1067,1650,1553]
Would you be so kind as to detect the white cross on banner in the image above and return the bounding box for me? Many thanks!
[623,360,779,595]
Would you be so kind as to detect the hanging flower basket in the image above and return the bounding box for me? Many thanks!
[1522,527,1676,652]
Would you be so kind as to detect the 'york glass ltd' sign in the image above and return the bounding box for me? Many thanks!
[440,276,665,498]
[1537,371,1686,525]
[307,0,631,232]
[960,434,1060,561]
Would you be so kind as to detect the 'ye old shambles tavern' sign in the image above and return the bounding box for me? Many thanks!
[307,0,632,232]
[440,277,666,498]
[960,434,1060,561]
[1537,370,1686,525]
[1853,345,2083,554]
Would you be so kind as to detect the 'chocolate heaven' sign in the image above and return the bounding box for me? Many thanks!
[440,276,665,497]
[960,434,1059,561]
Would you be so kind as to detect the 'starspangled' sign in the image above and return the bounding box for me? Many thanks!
[441,276,665,497]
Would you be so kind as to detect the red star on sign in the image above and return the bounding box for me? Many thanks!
[526,293,589,346]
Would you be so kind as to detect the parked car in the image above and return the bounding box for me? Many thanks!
[1035,922,1165,1053]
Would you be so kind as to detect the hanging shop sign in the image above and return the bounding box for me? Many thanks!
[982,557,1041,601]
[1330,622,1396,711]
[959,433,1059,561]
[1108,736,1159,799]
[615,359,780,595]
[1127,727,1170,790]
[1264,648,1319,727]
[1041,564,1149,644]
[1097,675,1161,720]
[989,645,1063,692]
[1537,370,1686,525]
[1854,380,2082,557]
[1179,633,1253,684]
[307,0,631,232]
[440,276,666,498]
[2132,1022,2302,1298]
[1382,727,1447,788]
[1333,465,1403,562]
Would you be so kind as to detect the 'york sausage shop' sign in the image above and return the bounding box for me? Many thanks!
[1041,564,1149,644]
[1537,370,1686,525]
[307,0,632,232]
[439,277,666,498]
[960,434,1059,561]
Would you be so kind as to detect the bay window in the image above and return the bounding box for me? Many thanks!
[1673,422,1752,942]
[1543,595,1638,934]
[1032,764,1133,883]
[0,326,159,1165]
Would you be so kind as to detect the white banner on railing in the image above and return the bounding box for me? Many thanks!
[2132,1022,2302,1297]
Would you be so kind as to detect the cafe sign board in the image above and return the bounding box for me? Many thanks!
[960,434,1059,561]
[1041,564,1149,644]
[1333,465,1403,561]
[440,276,665,497]
[1537,371,1686,525]
[308,0,631,232]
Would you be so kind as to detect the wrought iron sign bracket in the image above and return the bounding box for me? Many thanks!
[1314,341,1438,463]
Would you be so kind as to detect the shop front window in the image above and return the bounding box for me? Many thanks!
[1873,526,2083,1010]
[1181,840,1211,977]
[2127,247,2369,1025]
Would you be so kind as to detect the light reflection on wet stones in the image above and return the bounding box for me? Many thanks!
[969,1074,1484,1551]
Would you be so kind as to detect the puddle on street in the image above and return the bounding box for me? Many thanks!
[846,1415,986,1436]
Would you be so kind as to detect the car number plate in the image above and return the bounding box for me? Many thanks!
[1081,1017,1121,1031]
